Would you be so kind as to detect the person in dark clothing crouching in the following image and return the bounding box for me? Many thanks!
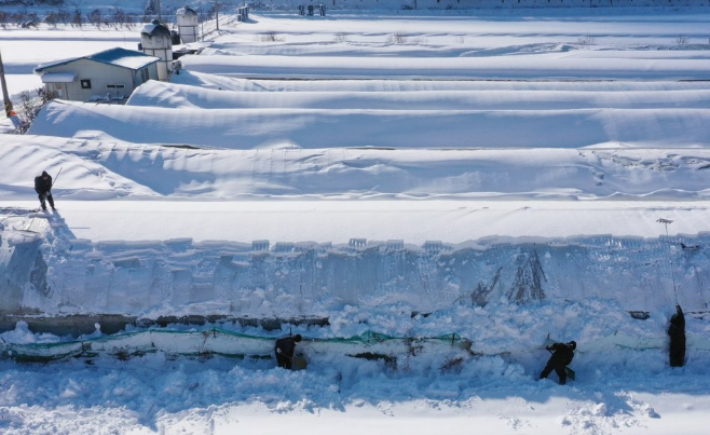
[540,341,576,385]
[668,304,686,367]
[275,334,302,369]
[34,171,55,211]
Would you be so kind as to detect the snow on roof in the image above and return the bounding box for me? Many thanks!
[179,53,710,81]
[176,6,198,15]
[34,47,159,74]
[87,47,160,70]
[141,19,171,37]
[33,55,78,74]
[39,72,77,83]
[127,80,710,111]
[28,98,710,150]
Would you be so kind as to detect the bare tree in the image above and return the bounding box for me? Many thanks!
[45,12,59,28]
[112,8,128,29]
[124,12,134,28]
[16,91,35,134]
[12,12,27,27]
[38,87,58,105]
[57,10,71,25]
[88,9,102,28]
[72,9,83,28]
[15,88,56,134]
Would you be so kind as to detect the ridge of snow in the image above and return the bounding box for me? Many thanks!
[28,99,710,149]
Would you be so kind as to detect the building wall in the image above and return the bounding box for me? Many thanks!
[142,47,173,81]
[42,59,158,102]
[133,63,160,88]
[178,24,199,43]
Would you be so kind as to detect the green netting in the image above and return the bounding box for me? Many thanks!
[4,327,708,363]
[0,328,471,363]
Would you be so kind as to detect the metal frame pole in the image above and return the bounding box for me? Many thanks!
[0,49,13,118]
[657,218,678,304]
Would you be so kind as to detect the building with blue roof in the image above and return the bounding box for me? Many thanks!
[33,47,160,103]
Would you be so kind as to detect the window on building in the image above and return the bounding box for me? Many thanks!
[141,68,149,83]
[106,84,126,89]
[80,79,92,89]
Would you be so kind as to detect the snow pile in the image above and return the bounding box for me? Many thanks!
[4,136,710,201]
[178,52,710,81]
[28,99,710,149]
[3,198,710,319]
[127,79,710,110]
[1,296,709,435]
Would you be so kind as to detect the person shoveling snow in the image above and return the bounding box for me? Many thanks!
[275,334,306,370]
[540,340,576,385]
[34,170,55,211]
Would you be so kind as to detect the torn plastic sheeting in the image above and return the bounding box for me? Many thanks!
[0,328,470,362]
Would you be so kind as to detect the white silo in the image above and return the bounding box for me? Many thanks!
[176,6,199,43]
[141,19,173,81]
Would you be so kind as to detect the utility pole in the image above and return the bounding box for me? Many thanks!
[215,0,219,31]
[157,0,162,22]
[0,48,13,118]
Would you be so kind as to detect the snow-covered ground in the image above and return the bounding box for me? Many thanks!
[2,7,710,435]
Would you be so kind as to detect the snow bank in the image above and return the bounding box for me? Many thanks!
[127,80,710,110]
[172,71,710,94]
[29,99,710,149]
[4,135,710,201]
[2,201,710,318]
[178,52,710,81]
[3,136,710,318]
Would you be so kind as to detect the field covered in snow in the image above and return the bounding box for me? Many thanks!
[2,5,710,435]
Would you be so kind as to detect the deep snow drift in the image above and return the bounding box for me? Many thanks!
[4,201,710,318]
[2,134,710,318]
[127,79,710,110]
[29,98,710,149]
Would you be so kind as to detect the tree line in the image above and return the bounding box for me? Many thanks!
[0,8,218,29]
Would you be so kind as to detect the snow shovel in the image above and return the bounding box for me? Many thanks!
[292,355,308,370]
[52,167,63,188]
[542,360,576,383]
[277,349,308,370]
[565,367,576,381]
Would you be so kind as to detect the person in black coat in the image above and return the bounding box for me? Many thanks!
[668,304,686,367]
[275,334,302,369]
[34,171,55,211]
[540,341,576,385]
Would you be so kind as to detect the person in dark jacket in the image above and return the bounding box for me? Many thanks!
[34,171,55,211]
[668,304,686,367]
[275,334,302,369]
[540,341,576,385]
